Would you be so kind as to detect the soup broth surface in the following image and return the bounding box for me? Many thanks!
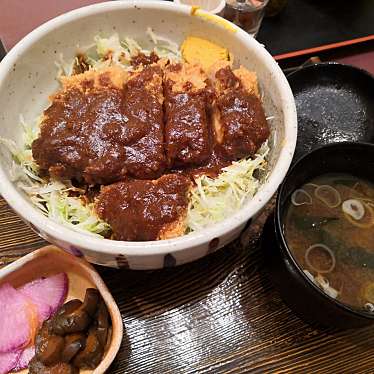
[284,173,374,312]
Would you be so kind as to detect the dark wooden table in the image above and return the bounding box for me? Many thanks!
[1,1,374,373]
[2,197,374,373]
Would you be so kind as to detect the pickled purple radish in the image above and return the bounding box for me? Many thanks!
[0,284,32,353]
[17,294,52,324]
[13,346,35,371]
[19,273,68,315]
[0,351,21,374]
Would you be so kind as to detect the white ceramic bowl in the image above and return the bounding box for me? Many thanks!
[0,1,297,270]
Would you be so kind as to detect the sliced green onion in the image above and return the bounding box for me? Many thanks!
[342,199,365,220]
[343,201,373,229]
[291,189,312,206]
[315,185,341,208]
[305,243,336,274]
[364,303,374,313]
[315,274,339,299]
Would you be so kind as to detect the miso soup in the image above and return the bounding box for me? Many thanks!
[283,173,374,313]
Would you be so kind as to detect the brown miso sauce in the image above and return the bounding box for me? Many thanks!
[214,67,269,159]
[164,88,211,167]
[171,147,231,179]
[131,52,159,67]
[96,175,191,241]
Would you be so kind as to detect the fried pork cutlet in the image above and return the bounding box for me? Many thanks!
[95,174,191,241]
[164,63,212,167]
[121,63,166,179]
[32,63,166,184]
[209,61,269,160]
[32,66,131,184]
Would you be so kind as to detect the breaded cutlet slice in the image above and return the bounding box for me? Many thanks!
[120,63,166,179]
[59,65,128,92]
[209,61,260,98]
[157,213,188,241]
[164,63,207,93]
[164,62,212,167]
[128,63,164,103]
[32,66,135,185]
[209,62,269,160]
[95,174,191,241]
[233,66,260,98]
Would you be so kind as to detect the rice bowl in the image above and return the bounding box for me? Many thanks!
[0,1,297,269]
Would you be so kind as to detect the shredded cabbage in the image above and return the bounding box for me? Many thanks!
[93,33,131,69]
[187,142,269,232]
[146,27,181,60]
[61,31,181,74]
[55,53,76,78]
[0,117,110,237]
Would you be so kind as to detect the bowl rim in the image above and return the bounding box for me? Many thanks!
[0,0,297,257]
[276,141,374,320]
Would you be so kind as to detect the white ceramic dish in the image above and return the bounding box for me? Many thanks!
[0,1,297,270]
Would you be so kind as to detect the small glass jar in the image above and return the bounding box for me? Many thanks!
[223,0,269,37]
